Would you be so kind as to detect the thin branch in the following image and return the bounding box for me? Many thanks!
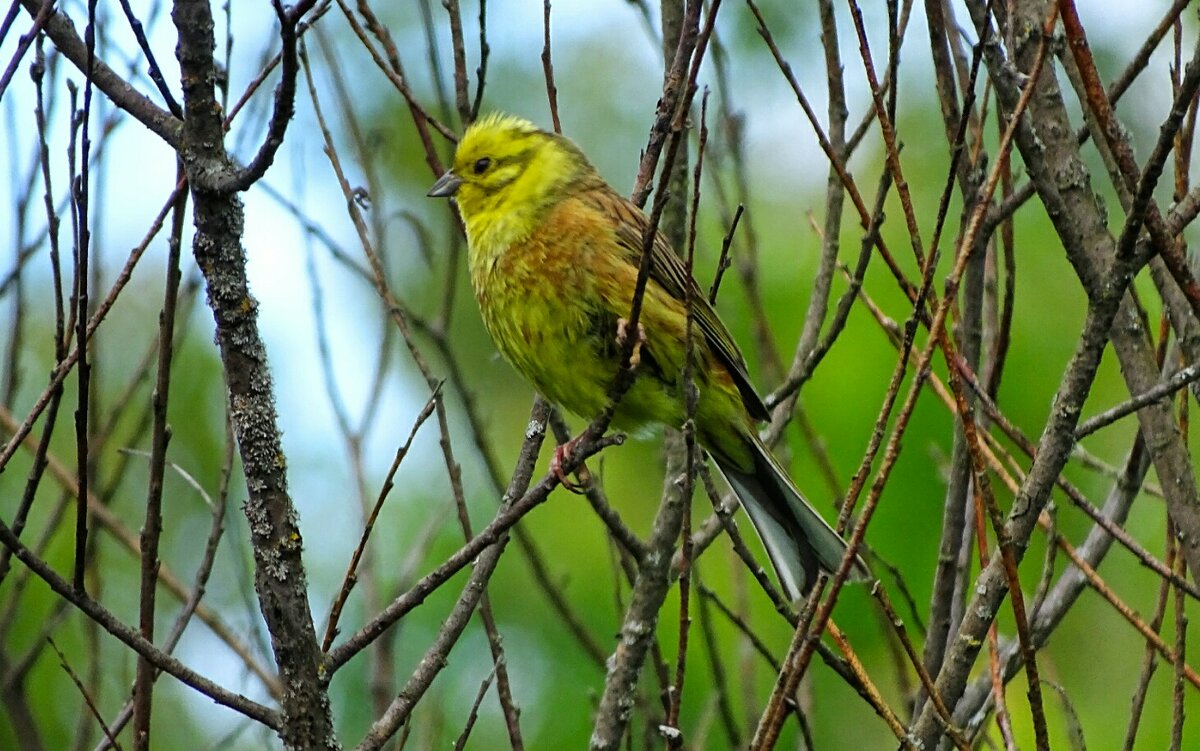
[0,517,279,727]
[1076,362,1200,438]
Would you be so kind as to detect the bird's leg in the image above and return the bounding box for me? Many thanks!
[549,317,642,493]
[550,435,589,494]
[616,317,647,368]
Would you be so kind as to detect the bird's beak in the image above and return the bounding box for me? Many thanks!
[427,171,462,197]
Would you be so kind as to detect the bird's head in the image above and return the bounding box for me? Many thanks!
[428,113,592,239]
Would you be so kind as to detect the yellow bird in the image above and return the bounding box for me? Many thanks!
[429,113,867,596]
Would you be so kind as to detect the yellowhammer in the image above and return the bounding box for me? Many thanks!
[429,112,867,597]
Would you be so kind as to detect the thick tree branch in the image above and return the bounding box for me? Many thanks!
[171,0,336,747]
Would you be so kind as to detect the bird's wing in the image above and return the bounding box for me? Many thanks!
[583,186,770,422]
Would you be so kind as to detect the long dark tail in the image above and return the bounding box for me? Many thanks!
[712,434,869,598]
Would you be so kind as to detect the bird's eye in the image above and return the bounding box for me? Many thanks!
[472,157,491,175]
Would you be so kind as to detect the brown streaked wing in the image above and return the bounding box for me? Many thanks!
[578,186,770,422]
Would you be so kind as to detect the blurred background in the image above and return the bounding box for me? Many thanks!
[1,0,1197,748]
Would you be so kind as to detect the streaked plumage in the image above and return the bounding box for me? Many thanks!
[429,113,868,596]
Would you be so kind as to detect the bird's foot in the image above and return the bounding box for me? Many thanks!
[551,437,589,494]
[616,318,647,368]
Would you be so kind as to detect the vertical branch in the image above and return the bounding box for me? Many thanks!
[0,39,66,590]
[1170,527,1187,751]
[790,0,848,372]
[470,0,488,118]
[171,0,334,746]
[664,92,710,748]
[131,167,187,751]
[541,0,560,132]
[629,0,706,205]
[1170,367,1188,751]
[919,0,990,702]
[71,3,97,590]
[846,0,925,268]
[589,446,691,751]
[442,0,472,124]
[590,4,722,747]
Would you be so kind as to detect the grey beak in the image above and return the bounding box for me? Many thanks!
[427,171,462,197]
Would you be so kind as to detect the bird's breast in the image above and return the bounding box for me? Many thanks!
[468,202,625,418]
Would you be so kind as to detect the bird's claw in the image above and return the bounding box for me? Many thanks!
[616,318,647,368]
[551,439,589,494]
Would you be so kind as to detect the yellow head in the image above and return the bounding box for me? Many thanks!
[428,113,595,251]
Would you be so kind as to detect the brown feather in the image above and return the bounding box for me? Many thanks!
[574,185,771,422]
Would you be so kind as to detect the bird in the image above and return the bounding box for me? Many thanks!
[428,112,868,597]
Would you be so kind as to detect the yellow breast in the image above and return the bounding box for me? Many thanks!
[468,197,621,420]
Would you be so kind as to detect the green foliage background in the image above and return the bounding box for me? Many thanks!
[1,1,1197,749]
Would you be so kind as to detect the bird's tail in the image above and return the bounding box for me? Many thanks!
[712,433,870,599]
